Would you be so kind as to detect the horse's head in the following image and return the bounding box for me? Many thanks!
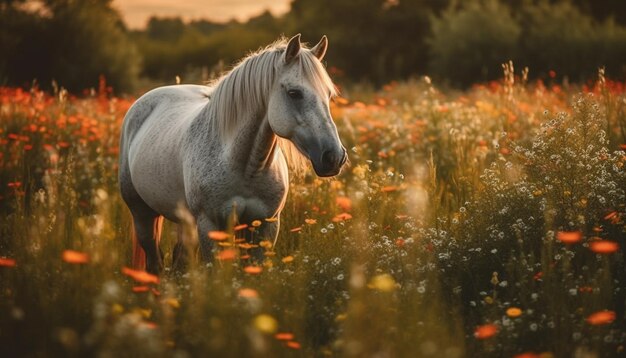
[268,34,347,177]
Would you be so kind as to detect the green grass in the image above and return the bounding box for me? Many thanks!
[0,73,625,357]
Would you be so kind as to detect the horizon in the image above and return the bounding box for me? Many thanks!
[113,0,291,29]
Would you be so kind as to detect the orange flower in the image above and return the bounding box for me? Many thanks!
[604,211,618,221]
[244,266,263,275]
[290,227,302,233]
[304,218,317,225]
[286,341,301,349]
[275,332,294,341]
[506,307,523,318]
[217,249,237,261]
[589,241,619,254]
[238,288,259,298]
[139,321,158,330]
[514,353,540,358]
[62,250,90,264]
[122,267,159,284]
[335,196,352,211]
[234,224,248,231]
[208,231,230,241]
[132,285,150,293]
[0,258,16,267]
[474,324,498,339]
[281,256,294,263]
[381,186,399,193]
[556,231,582,244]
[586,310,616,325]
[332,212,353,222]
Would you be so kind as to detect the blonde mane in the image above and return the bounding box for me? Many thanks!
[206,38,337,173]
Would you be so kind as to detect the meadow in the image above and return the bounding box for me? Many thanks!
[1,69,625,357]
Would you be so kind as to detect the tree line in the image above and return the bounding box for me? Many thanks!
[1,0,625,92]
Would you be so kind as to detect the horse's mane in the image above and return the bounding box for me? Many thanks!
[206,37,337,173]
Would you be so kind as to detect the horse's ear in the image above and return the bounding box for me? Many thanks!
[284,34,301,63]
[310,35,328,61]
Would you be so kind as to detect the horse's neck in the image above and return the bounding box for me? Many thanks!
[226,109,278,177]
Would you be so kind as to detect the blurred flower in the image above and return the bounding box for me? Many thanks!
[165,298,180,309]
[253,314,277,334]
[121,267,159,284]
[208,231,230,241]
[217,249,237,261]
[286,341,301,349]
[369,274,396,292]
[132,285,149,293]
[238,288,259,299]
[474,324,498,339]
[0,258,16,267]
[381,186,399,193]
[586,310,616,325]
[274,332,294,341]
[506,307,523,318]
[244,266,263,275]
[589,241,619,254]
[556,231,582,244]
[332,213,353,222]
[335,196,352,211]
[281,256,294,263]
[251,220,262,227]
[62,250,89,264]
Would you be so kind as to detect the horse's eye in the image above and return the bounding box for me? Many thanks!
[287,89,303,100]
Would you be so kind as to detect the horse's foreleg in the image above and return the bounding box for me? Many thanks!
[196,215,217,264]
[133,213,164,275]
[172,224,190,273]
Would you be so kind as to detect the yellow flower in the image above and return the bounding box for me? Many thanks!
[369,274,396,292]
[253,314,278,334]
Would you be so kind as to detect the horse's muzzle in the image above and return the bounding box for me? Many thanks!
[315,147,347,177]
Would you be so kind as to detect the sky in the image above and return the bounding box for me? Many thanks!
[113,0,291,29]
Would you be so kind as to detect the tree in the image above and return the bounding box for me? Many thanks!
[428,0,521,86]
[288,0,449,84]
[0,0,140,92]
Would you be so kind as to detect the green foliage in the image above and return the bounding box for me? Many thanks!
[428,0,626,86]
[428,0,521,86]
[288,0,447,84]
[0,0,140,92]
[133,12,284,82]
[519,1,626,79]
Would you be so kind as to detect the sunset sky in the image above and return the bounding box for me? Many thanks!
[113,0,291,29]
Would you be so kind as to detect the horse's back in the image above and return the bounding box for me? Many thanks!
[119,85,212,220]
[121,85,211,146]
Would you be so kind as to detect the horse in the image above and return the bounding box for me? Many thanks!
[119,35,347,274]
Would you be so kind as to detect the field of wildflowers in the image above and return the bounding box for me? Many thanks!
[1,69,625,357]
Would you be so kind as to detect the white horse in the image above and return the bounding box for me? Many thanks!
[119,35,347,274]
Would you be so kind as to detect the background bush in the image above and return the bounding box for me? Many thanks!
[2,0,626,92]
[428,0,521,87]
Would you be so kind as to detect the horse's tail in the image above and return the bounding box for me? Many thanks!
[131,222,147,270]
